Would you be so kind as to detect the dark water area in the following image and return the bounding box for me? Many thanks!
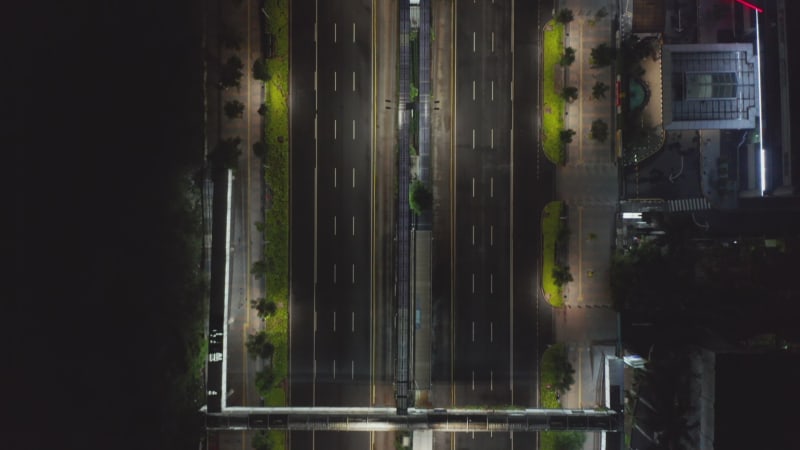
[12,1,206,449]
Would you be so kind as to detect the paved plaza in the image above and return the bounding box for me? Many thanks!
[551,3,621,448]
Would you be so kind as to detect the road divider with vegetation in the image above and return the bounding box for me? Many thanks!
[539,343,575,407]
[543,20,566,164]
[539,342,584,450]
[251,1,289,449]
[542,201,565,306]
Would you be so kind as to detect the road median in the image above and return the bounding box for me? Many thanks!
[258,1,289,448]
[541,201,565,307]
[543,20,566,165]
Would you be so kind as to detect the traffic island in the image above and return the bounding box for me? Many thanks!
[543,20,566,165]
[541,201,566,307]
[539,342,586,450]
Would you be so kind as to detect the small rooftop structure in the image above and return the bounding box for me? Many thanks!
[663,43,759,130]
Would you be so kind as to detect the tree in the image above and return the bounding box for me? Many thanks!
[257,104,267,116]
[220,55,244,88]
[590,119,609,142]
[210,137,242,172]
[590,43,616,68]
[622,35,654,62]
[246,331,275,360]
[556,8,574,24]
[409,180,432,215]
[559,129,576,144]
[541,343,576,392]
[595,7,608,20]
[553,431,586,450]
[561,86,578,102]
[592,81,610,100]
[251,259,267,278]
[410,82,419,101]
[253,141,268,159]
[252,431,272,450]
[254,367,276,394]
[555,355,576,392]
[560,47,576,66]
[252,58,271,81]
[224,100,245,119]
[251,297,277,317]
[552,265,574,287]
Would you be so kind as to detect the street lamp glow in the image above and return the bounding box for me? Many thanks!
[754,11,766,195]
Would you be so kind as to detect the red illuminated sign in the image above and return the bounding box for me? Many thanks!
[735,0,763,13]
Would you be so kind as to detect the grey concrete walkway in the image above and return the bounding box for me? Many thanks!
[211,0,267,415]
[413,230,433,401]
[375,0,401,407]
[559,2,617,310]
[552,2,620,448]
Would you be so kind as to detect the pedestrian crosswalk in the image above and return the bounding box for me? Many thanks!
[667,197,711,212]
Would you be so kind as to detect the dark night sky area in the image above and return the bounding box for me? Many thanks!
[10,1,206,449]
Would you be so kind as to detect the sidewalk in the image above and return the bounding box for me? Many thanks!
[207,0,267,412]
[558,3,617,310]
[551,2,620,448]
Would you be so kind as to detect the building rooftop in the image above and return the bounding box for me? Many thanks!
[663,43,759,130]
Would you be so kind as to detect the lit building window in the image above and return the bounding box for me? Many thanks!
[685,72,738,99]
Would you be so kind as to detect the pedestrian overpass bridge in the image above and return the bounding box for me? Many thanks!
[204,407,620,432]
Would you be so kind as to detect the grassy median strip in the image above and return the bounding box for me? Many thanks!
[543,20,565,164]
[539,343,589,450]
[540,431,586,450]
[539,343,565,408]
[542,201,564,306]
[262,1,289,448]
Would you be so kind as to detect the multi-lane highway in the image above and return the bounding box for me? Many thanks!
[287,0,554,448]
[290,0,373,408]
[313,0,373,407]
[215,0,556,448]
[512,0,555,409]
[434,0,554,416]
[290,1,375,448]
[453,0,514,406]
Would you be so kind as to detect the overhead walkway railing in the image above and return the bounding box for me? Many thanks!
[204,407,621,432]
[396,0,412,414]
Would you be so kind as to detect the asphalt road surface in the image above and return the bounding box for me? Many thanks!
[511,0,555,409]
[289,0,373,412]
[289,431,371,450]
[215,0,270,411]
[453,0,514,406]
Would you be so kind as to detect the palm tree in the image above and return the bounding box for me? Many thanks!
[210,137,242,171]
[560,47,576,66]
[560,129,576,144]
[251,297,277,317]
[590,119,609,142]
[246,331,275,359]
[219,55,244,88]
[592,81,609,100]
[553,265,574,287]
[590,43,616,68]
[561,86,579,102]
[556,8,574,24]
